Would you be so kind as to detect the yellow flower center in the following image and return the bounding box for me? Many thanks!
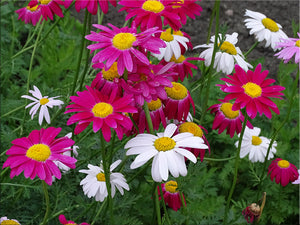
[220,103,239,119]
[165,82,187,100]
[154,137,176,152]
[160,28,174,42]
[173,30,183,36]
[219,41,237,55]
[26,5,39,12]
[147,99,162,111]
[102,62,120,81]
[39,98,49,105]
[0,221,20,225]
[165,180,178,193]
[277,160,290,168]
[172,0,184,9]
[92,102,113,118]
[262,18,279,32]
[243,82,262,98]
[170,55,185,63]
[112,33,136,50]
[251,136,262,146]
[96,172,106,181]
[26,144,51,162]
[179,122,203,137]
[39,0,52,4]
[142,0,165,13]
[295,40,300,48]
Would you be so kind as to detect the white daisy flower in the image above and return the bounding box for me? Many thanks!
[0,217,20,225]
[125,123,208,182]
[235,127,277,163]
[153,28,189,62]
[21,85,64,125]
[194,32,252,74]
[79,160,129,202]
[244,9,288,50]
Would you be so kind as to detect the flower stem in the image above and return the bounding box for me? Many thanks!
[154,183,162,225]
[224,113,249,224]
[204,156,236,161]
[143,101,154,134]
[40,181,50,225]
[91,199,107,225]
[159,184,171,225]
[244,41,259,58]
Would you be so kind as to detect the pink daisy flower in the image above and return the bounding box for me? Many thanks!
[86,23,166,75]
[2,127,77,185]
[118,0,181,31]
[242,203,261,224]
[75,0,117,15]
[274,32,300,64]
[158,180,186,211]
[59,214,90,225]
[218,64,285,119]
[15,0,42,26]
[65,86,137,142]
[268,158,299,187]
[163,82,195,122]
[208,99,253,138]
[38,0,66,21]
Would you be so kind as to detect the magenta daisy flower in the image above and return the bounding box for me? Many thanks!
[242,203,261,224]
[275,32,300,64]
[38,0,66,21]
[15,0,42,26]
[86,23,165,75]
[268,158,299,187]
[75,0,117,14]
[118,0,181,31]
[59,214,90,225]
[65,86,137,142]
[208,99,253,138]
[163,82,195,122]
[218,64,285,119]
[2,127,77,185]
[158,180,186,211]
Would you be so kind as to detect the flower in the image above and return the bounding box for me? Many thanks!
[163,82,195,122]
[244,9,288,50]
[242,203,261,223]
[38,0,66,21]
[75,0,117,15]
[208,99,253,138]
[268,158,299,186]
[86,23,165,75]
[79,160,130,202]
[118,0,181,31]
[125,123,208,182]
[292,170,300,184]
[65,86,137,142]
[236,127,276,163]
[274,32,300,64]
[218,64,285,119]
[2,127,77,185]
[158,180,186,211]
[58,214,90,225]
[21,85,64,125]
[15,0,42,26]
[152,28,189,62]
[195,32,252,74]
[0,217,21,225]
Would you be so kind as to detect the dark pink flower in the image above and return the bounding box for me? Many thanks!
[38,0,66,21]
[74,0,117,15]
[59,214,90,225]
[242,203,261,223]
[15,0,42,26]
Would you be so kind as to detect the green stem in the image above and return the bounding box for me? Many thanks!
[244,41,259,58]
[206,4,216,44]
[224,114,249,224]
[91,200,107,225]
[154,183,162,225]
[204,156,236,161]
[143,101,154,134]
[1,104,26,118]
[40,181,50,225]
[159,184,171,225]
[127,161,152,184]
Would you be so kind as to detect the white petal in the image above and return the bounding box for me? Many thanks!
[174,148,197,163]
[158,152,169,181]
[130,149,157,169]
[110,160,121,171]
[164,123,177,137]
[151,155,162,182]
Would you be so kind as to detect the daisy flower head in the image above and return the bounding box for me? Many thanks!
[244,9,288,50]
[86,23,166,75]
[38,0,66,21]
[242,203,261,224]
[195,32,252,74]
[58,214,90,225]
[75,0,117,15]
[65,86,137,142]
[158,180,186,211]
[15,0,42,26]
[236,127,276,163]
[152,28,190,62]
[21,85,64,125]
[79,160,130,202]
[163,82,195,122]
[292,170,300,184]
[218,64,285,119]
[275,32,300,64]
[125,123,208,182]
[0,217,21,225]
[118,0,181,31]
[208,99,253,138]
[2,127,77,185]
[268,158,299,187]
